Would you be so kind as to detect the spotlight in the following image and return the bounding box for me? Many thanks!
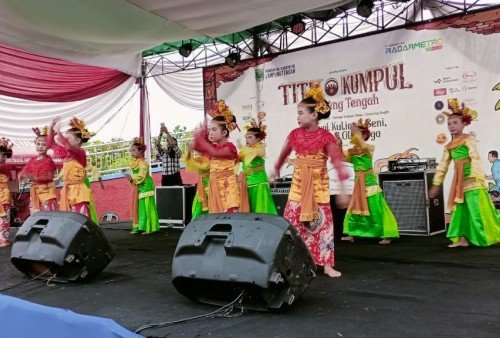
[290,15,306,35]
[225,51,241,68]
[179,42,193,58]
[357,0,374,18]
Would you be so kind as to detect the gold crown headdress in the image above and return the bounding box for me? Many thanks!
[442,98,477,125]
[355,118,371,140]
[209,100,239,131]
[244,111,267,140]
[68,117,95,139]
[32,126,49,138]
[302,81,330,114]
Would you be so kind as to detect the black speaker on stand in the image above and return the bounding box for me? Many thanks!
[11,211,114,282]
[171,213,316,311]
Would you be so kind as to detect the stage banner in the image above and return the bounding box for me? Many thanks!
[203,9,500,199]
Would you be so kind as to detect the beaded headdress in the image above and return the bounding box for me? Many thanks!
[442,98,477,125]
[68,117,95,140]
[209,100,239,131]
[244,111,267,140]
[302,81,330,114]
[32,126,49,139]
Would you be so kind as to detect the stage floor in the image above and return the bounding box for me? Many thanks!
[1,225,499,337]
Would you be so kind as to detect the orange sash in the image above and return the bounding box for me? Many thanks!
[208,169,235,213]
[295,158,325,222]
[30,182,56,212]
[448,158,471,210]
[59,180,82,211]
[238,165,265,213]
[347,170,372,216]
[0,182,8,217]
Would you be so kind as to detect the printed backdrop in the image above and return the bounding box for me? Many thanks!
[203,9,500,199]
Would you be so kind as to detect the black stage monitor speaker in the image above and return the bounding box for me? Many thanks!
[172,213,316,311]
[379,171,446,235]
[156,185,196,227]
[11,211,114,282]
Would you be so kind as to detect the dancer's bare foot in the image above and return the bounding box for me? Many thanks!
[324,266,342,277]
[341,236,354,242]
[448,237,469,248]
[379,239,391,245]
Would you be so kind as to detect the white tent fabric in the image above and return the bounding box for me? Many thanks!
[150,68,204,111]
[0,77,137,153]
[0,0,348,75]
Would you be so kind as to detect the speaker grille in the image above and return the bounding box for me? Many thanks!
[382,180,427,233]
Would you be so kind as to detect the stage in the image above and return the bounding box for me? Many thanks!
[1,225,499,337]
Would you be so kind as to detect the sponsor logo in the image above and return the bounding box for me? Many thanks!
[385,38,443,55]
[463,98,478,106]
[445,65,460,71]
[325,79,339,96]
[434,79,442,84]
[434,88,447,96]
[434,101,444,110]
[461,71,477,82]
[448,87,461,94]
[462,85,478,92]
[435,114,445,125]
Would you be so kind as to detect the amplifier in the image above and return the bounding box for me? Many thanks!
[156,185,196,228]
[270,180,291,216]
[388,158,436,172]
[378,171,445,236]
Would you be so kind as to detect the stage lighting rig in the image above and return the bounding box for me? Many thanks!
[225,50,241,67]
[290,15,306,35]
[179,42,193,58]
[357,0,374,18]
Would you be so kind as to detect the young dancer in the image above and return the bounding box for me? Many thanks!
[272,82,350,277]
[126,137,159,234]
[183,149,210,220]
[0,137,13,247]
[18,127,57,213]
[429,99,500,247]
[47,117,93,217]
[340,119,399,244]
[238,112,277,214]
[192,100,240,213]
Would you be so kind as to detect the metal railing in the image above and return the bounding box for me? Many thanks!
[85,132,193,176]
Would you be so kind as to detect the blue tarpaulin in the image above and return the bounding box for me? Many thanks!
[0,294,142,338]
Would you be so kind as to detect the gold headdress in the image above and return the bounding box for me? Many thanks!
[68,117,95,140]
[355,118,371,140]
[356,118,371,130]
[244,111,267,140]
[302,81,330,114]
[132,137,146,151]
[32,126,49,138]
[209,100,239,131]
[442,98,477,125]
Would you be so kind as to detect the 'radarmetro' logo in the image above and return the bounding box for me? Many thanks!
[385,38,443,54]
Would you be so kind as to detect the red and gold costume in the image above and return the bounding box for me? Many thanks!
[193,136,240,213]
[0,137,14,247]
[275,127,349,266]
[47,120,92,217]
[193,99,240,213]
[20,156,57,212]
[19,127,58,212]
